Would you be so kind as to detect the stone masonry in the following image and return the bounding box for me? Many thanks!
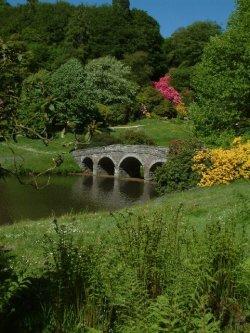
[72,145,169,181]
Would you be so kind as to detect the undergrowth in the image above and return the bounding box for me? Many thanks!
[0,206,249,332]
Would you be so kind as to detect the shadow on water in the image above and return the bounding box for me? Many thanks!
[0,175,158,225]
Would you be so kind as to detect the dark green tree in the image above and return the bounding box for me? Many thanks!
[17,70,54,137]
[164,21,221,68]
[0,36,32,139]
[112,0,130,12]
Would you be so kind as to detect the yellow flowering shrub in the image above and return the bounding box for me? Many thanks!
[175,102,187,118]
[192,138,250,187]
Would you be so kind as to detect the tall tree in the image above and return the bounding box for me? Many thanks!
[164,21,221,68]
[190,0,250,142]
[112,0,130,12]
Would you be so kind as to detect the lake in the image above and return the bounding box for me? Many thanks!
[0,175,157,225]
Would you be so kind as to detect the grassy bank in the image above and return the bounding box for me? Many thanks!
[0,180,249,274]
[0,180,249,332]
[0,119,194,174]
[112,118,194,146]
[0,180,249,331]
[0,134,81,174]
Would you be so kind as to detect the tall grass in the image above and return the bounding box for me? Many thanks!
[0,205,249,332]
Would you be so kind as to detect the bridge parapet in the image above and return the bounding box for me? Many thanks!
[72,144,169,181]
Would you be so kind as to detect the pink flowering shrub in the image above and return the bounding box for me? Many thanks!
[153,76,181,105]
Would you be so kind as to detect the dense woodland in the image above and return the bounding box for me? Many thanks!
[1,0,248,145]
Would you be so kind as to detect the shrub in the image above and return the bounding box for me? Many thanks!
[136,86,165,114]
[153,75,181,105]
[175,102,187,118]
[88,131,121,147]
[119,129,155,145]
[120,215,248,332]
[42,220,107,331]
[170,65,194,92]
[153,99,177,118]
[193,138,250,187]
[155,139,201,193]
[0,210,248,332]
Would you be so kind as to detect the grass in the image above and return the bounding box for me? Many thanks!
[0,180,249,276]
[0,180,249,331]
[0,118,194,174]
[112,118,194,146]
[0,134,81,174]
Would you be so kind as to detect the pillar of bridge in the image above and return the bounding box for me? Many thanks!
[114,166,119,178]
[141,181,151,201]
[143,165,152,182]
[92,160,98,177]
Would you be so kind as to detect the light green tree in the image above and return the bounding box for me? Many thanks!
[49,58,97,132]
[83,56,138,106]
[190,0,250,142]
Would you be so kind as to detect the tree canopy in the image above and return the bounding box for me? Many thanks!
[190,0,250,142]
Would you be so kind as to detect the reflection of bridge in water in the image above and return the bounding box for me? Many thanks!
[72,176,157,211]
[72,145,169,181]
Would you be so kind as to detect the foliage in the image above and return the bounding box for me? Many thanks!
[118,129,155,145]
[162,21,221,94]
[190,0,250,139]
[193,138,250,187]
[136,85,176,118]
[164,21,221,68]
[175,102,188,118]
[17,70,54,137]
[0,203,248,332]
[49,58,99,132]
[87,131,121,147]
[123,217,248,332]
[42,220,107,331]
[123,51,153,85]
[155,139,202,193]
[0,36,32,138]
[153,100,177,118]
[83,56,138,107]
[112,0,130,13]
[0,1,164,77]
[170,65,194,92]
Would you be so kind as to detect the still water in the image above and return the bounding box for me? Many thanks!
[0,175,157,225]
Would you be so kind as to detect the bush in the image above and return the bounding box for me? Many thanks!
[193,138,250,187]
[0,210,248,332]
[170,65,194,92]
[88,131,121,147]
[153,99,177,118]
[119,129,155,145]
[155,139,202,193]
[108,104,131,125]
[136,86,165,115]
[113,210,249,331]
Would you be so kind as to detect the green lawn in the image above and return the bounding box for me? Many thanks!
[0,134,81,174]
[0,180,249,275]
[112,118,194,146]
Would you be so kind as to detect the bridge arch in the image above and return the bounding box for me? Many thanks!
[149,161,164,180]
[119,156,143,179]
[82,157,93,174]
[97,156,115,176]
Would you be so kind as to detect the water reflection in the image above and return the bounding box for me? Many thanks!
[0,175,157,225]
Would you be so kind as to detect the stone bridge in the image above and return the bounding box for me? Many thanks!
[72,145,169,181]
